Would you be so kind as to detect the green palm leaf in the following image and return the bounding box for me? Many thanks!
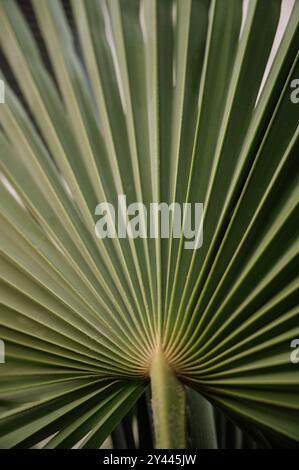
[0,0,298,449]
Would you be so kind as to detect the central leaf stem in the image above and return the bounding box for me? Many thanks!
[150,347,186,448]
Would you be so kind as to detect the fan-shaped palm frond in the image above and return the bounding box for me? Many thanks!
[0,0,298,449]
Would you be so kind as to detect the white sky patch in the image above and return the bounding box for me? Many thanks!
[256,0,295,104]
[240,0,250,39]
[139,0,147,44]
[0,174,66,256]
[102,0,127,115]
[0,173,25,208]
[60,174,74,199]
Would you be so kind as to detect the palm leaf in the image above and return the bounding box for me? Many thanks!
[0,0,298,449]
